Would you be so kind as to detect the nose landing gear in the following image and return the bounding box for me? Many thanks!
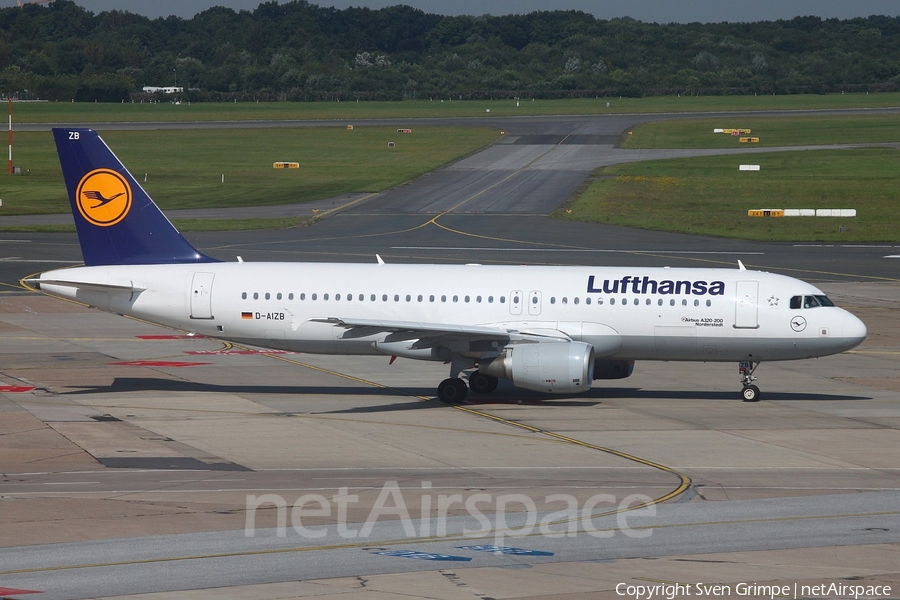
[739,361,761,402]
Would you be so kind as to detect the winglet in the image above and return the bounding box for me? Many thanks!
[737,260,746,271]
[53,128,219,266]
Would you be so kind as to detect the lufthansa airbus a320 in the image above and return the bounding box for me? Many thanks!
[28,129,867,403]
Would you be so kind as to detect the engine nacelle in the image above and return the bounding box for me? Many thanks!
[479,342,594,394]
[593,359,635,380]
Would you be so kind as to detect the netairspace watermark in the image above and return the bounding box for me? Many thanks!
[244,480,656,544]
[615,582,893,600]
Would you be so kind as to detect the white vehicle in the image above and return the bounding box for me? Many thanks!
[31,128,867,403]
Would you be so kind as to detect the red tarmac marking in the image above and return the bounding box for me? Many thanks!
[135,335,206,340]
[0,588,42,595]
[0,386,35,392]
[110,360,212,367]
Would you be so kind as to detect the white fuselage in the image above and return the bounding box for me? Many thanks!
[38,262,867,364]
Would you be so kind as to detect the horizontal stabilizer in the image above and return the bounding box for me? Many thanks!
[27,278,146,293]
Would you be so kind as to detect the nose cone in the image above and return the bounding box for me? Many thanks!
[841,312,867,350]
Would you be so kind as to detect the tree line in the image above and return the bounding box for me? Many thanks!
[2,0,899,102]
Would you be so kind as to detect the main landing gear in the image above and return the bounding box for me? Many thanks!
[437,378,467,404]
[437,370,499,404]
[739,361,761,402]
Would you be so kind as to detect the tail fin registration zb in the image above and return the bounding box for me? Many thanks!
[53,128,218,266]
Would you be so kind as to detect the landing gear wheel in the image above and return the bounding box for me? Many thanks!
[438,378,468,404]
[741,385,761,402]
[468,371,498,394]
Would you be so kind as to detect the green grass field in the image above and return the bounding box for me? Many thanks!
[559,148,900,242]
[6,94,900,240]
[621,114,900,148]
[1,126,498,215]
[11,92,900,123]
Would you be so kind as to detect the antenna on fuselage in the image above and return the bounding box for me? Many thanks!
[737,260,746,271]
[376,254,385,265]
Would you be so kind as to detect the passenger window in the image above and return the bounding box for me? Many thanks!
[610,298,616,305]
[562,297,568,305]
[694,299,699,307]
[288,293,294,300]
[429,295,435,302]
[488,296,494,303]
[300,293,306,300]
[586,297,591,305]
[597,298,603,305]
[312,293,317,301]
[682,299,687,306]
[394,294,400,302]
[335,294,341,301]
[370,294,376,301]
[477,296,482,303]
[253,292,258,299]
[453,295,458,303]
[417,295,423,302]
[512,295,519,304]
[406,294,411,302]
[382,294,388,302]
[242,292,247,299]
[646,299,651,305]
[790,296,802,309]
[574,297,579,305]
[347,294,352,301]
[324,293,329,301]
[277,293,282,300]
[670,299,675,306]
[359,294,364,301]
[550,297,556,304]
[441,295,447,302]
[658,299,663,306]
[265,292,271,300]
[500,296,506,303]
[465,295,470,303]
[706,299,711,307]
[634,298,639,306]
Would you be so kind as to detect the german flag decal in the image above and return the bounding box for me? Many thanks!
[241,312,253,320]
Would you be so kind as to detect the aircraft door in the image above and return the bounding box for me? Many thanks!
[509,290,523,315]
[734,280,759,329]
[190,272,215,319]
[528,290,542,316]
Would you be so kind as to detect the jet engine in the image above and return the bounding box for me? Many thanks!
[478,341,594,394]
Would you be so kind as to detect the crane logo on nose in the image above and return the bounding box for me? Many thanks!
[76,169,133,227]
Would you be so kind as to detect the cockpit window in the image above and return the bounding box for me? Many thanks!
[815,295,834,307]
[790,296,802,309]
[800,295,835,309]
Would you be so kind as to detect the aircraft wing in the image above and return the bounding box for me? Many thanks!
[312,317,572,346]
[312,317,509,338]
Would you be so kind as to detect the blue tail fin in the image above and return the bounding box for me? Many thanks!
[53,128,219,266]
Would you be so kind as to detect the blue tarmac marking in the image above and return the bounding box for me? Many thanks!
[371,550,472,562]
[458,545,555,556]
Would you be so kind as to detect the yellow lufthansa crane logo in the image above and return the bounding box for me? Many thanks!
[76,169,133,227]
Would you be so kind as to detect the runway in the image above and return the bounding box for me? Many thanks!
[1,109,899,599]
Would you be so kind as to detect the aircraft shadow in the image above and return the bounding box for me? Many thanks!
[62,378,870,407]
[586,387,872,401]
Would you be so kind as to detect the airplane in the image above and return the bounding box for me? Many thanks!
[28,128,867,403]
